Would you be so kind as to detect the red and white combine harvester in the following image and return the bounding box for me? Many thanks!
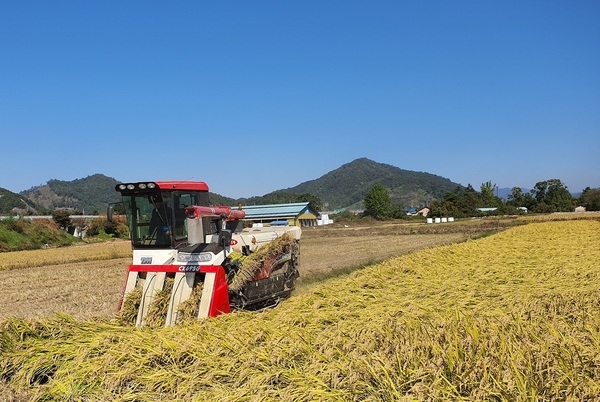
[108,181,301,327]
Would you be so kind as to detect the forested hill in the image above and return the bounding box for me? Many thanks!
[15,175,237,215]
[20,174,122,214]
[243,158,461,210]
[6,158,461,214]
[0,188,41,215]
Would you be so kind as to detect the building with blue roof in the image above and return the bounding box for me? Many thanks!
[237,202,319,227]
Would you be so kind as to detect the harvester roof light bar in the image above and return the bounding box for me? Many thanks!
[116,182,159,192]
[116,181,207,192]
[177,252,213,263]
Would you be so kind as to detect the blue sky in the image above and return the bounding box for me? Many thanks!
[1,1,598,198]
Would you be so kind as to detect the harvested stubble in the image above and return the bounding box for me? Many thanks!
[1,220,599,401]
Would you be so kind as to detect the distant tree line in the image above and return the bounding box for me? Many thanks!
[359,179,600,220]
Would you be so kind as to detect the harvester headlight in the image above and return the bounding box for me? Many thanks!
[147,182,156,189]
[138,183,147,189]
[177,252,213,263]
[126,184,135,190]
[118,184,127,190]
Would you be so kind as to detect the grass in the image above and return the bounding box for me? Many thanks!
[0,219,599,400]
[0,219,80,252]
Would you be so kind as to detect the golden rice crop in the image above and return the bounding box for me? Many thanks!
[117,287,142,325]
[1,220,599,401]
[176,281,204,323]
[0,241,132,271]
[144,278,175,327]
[229,233,294,292]
[518,211,600,223]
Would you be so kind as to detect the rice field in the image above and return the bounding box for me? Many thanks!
[1,218,599,401]
[0,229,469,321]
[0,240,131,271]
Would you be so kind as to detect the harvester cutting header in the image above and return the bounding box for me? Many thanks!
[109,180,301,327]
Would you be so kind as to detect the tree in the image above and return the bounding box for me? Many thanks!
[364,184,392,220]
[480,181,500,207]
[458,184,482,212]
[531,179,574,212]
[507,187,523,204]
[579,187,600,211]
[52,209,72,229]
[295,193,323,213]
[506,187,536,210]
[429,184,481,218]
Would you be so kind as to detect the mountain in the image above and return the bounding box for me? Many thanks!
[242,158,461,210]
[0,187,42,215]
[18,174,237,215]
[8,159,461,214]
[21,174,122,214]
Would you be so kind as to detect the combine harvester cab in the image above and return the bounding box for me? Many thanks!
[109,181,301,327]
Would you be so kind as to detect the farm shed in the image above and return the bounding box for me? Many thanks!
[417,207,430,217]
[476,207,498,213]
[407,207,430,217]
[237,202,319,227]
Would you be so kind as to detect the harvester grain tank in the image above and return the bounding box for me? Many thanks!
[108,181,301,326]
